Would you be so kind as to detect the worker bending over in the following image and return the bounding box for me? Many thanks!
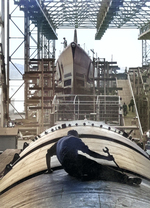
[46,130,141,185]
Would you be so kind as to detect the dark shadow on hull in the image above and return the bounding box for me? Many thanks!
[1,169,150,208]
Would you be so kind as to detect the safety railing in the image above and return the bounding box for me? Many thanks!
[128,73,143,139]
[52,94,121,125]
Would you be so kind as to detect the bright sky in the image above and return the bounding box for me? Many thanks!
[56,28,142,72]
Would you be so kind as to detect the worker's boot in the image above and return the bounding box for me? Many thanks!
[126,177,142,185]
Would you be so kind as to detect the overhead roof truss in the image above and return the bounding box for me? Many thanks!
[43,0,101,29]
[14,0,150,40]
[110,0,150,28]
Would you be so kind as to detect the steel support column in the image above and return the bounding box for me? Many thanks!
[24,5,30,119]
[142,40,150,66]
[6,0,9,122]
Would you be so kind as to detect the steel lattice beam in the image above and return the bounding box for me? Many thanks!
[14,0,150,40]
[14,0,58,39]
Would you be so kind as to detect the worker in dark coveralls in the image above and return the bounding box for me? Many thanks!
[46,130,141,185]
[61,37,67,48]
[129,98,134,112]
[123,103,127,116]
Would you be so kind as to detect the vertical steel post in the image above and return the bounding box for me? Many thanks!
[6,0,9,122]
[24,6,30,119]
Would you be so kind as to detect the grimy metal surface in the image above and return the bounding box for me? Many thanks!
[1,169,150,208]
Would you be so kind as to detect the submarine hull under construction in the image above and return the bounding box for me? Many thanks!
[1,121,150,207]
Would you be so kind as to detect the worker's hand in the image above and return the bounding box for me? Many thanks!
[107,155,114,161]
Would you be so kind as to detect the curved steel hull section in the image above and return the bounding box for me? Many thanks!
[1,170,150,208]
[0,120,150,195]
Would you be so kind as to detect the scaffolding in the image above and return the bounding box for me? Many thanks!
[94,58,121,95]
[14,58,56,135]
[0,44,7,127]
[2,1,56,136]
[0,0,7,127]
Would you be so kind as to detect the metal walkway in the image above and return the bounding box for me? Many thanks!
[117,78,142,140]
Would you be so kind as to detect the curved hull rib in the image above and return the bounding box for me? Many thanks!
[0,120,150,194]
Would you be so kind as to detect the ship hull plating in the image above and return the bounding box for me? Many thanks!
[1,169,150,208]
[56,43,93,94]
[0,121,150,207]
